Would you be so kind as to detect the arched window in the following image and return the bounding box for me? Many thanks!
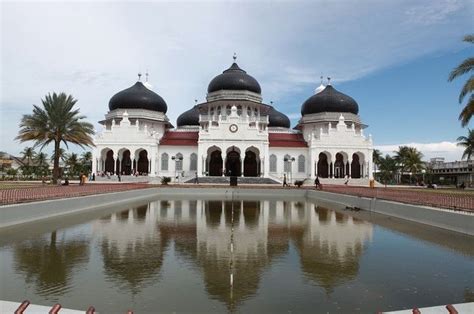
[270,154,277,172]
[190,153,197,171]
[175,153,183,171]
[284,154,291,173]
[161,153,169,171]
[298,155,305,173]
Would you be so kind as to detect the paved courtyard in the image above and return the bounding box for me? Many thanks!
[0,182,472,211]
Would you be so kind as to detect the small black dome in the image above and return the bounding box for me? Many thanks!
[301,85,358,116]
[109,81,168,113]
[268,107,290,128]
[208,62,261,94]
[177,106,200,127]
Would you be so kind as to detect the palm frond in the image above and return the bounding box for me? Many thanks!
[448,57,474,82]
[458,76,474,103]
[459,95,474,127]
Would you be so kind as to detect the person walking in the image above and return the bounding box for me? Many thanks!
[314,176,320,190]
[194,172,199,184]
[283,174,288,187]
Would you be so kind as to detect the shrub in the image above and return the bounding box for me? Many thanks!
[161,176,171,185]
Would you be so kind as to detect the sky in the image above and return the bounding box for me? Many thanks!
[1,0,473,161]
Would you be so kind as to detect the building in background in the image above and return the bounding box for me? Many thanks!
[427,157,473,186]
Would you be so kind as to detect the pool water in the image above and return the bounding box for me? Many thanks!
[0,198,473,313]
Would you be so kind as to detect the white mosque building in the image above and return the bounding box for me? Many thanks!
[92,57,374,183]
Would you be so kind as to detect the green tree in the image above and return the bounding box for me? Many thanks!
[80,151,93,173]
[34,152,50,177]
[21,147,36,166]
[378,154,397,186]
[457,128,474,160]
[65,153,81,177]
[448,34,474,127]
[404,148,425,183]
[16,93,94,183]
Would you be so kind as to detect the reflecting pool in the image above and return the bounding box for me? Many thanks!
[0,199,473,313]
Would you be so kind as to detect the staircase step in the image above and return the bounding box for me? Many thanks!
[185,177,279,185]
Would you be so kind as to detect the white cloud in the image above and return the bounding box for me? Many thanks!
[0,1,471,154]
[376,141,465,162]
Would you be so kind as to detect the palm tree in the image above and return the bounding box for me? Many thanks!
[448,34,474,127]
[34,152,49,177]
[393,146,410,182]
[21,147,36,166]
[378,154,397,186]
[80,151,93,173]
[16,93,94,183]
[457,128,474,160]
[65,153,81,177]
[404,148,425,183]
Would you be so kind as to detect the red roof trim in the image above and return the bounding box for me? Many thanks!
[268,133,307,147]
[160,131,198,146]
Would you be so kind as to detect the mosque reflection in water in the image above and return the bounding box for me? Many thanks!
[93,199,372,308]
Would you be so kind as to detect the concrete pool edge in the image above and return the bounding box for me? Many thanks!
[0,187,472,236]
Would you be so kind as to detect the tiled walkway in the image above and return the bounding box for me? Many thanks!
[1,182,472,212]
[0,183,150,205]
[322,185,474,211]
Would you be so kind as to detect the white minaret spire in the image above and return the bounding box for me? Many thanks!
[233,52,237,62]
[315,75,326,94]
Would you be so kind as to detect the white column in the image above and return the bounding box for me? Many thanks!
[368,160,373,179]
[331,161,334,178]
[150,156,156,176]
[92,156,97,175]
[348,158,352,178]
[240,158,244,177]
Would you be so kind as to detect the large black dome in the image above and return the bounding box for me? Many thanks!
[109,81,168,113]
[268,107,290,128]
[177,106,200,127]
[301,85,358,116]
[208,62,261,94]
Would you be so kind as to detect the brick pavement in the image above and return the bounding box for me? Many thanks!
[0,183,150,205]
[321,185,474,211]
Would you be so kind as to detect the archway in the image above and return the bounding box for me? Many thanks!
[208,150,223,176]
[334,153,345,178]
[351,153,363,178]
[317,153,329,178]
[225,148,241,176]
[244,148,259,177]
[137,150,149,174]
[104,150,114,174]
[121,150,132,175]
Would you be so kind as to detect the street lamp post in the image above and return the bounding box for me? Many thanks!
[284,156,295,183]
[171,155,183,183]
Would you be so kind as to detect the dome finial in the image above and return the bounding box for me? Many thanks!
[327,77,331,85]
[320,75,324,85]
[270,101,273,106]
[233,52,237,62]
[138,72,142,81]
[194,99,198,104]
[145,70,149,82]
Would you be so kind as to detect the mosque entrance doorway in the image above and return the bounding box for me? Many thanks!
[317,153,329,178]
[244,151,258,177]
[121,150,132,175]
[351,154,361,178]
[208,150,223,176]
[105,150,114,174]
[226,150,241,176]
[334,153,345,178]
[137,150,149,174]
